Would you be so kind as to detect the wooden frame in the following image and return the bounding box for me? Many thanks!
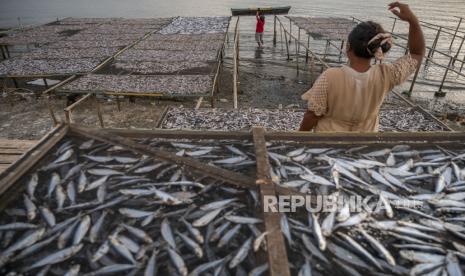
[1,125,465,275]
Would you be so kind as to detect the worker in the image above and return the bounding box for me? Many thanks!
[299,2,425,132]
[256,10,265,48]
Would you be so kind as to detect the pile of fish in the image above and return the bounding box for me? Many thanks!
[112,61,213,75]
[65,33,144,42]
[133,40,224,51]
[379,107,448,132]
[19,47,121,60]
[160,107,448,132]
[47,40,136,49]
[0,137,269,275]
[0,17,174,77]
[145,34,225,42]
[161,108,303,131]
[135,138,256,175]
[59,74,213,95]
[0,24,88,45]
[287,16,357,40]
[116,49,219,63]
[159,17,230,35]
[0,58,101,76]
[267,143,465,275]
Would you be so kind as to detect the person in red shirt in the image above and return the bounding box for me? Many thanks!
[256,10,265,48]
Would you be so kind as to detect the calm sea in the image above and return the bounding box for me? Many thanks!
[1,0,464,29]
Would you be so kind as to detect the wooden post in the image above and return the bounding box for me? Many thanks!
[280,21,284,51]
[391,17,397,33]
[339,40,345,62]
[407,63,421,97]
[4,45,10,58]
[453,34,465,67]
[283,28,290,60]
[295,37,299,75]
[436,56,453,97]
[12,78,18,88]
[0,46,6,59]
[252,127,291,276]
[323,40,330,60]
[425,27,441,68]
[310,54,315,85]
[47,96,58,125]
[273,16,277,46]
[306,34,309,62]
[94,95,104,128]
[42,78,48,89]
[461,54,465,72]
[449,17,463,51]
[289,17,292,44]
[116,96,121,111]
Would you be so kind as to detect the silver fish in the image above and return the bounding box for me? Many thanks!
[161,218,176,249]
[218,224,241,248]
[53,149,74,163]
[67,181,76,204]
[23,194,37,221]
[311,213,326,251]
[77,172,88,193]
[2,227,46,255]
[27,173,39,199]
[177,231,203,258]
[122,224,153,243]
[73,215,91,245]
[86,264,136,276]
[89,211,107,243]
[86,175,109,191]
[55,184,66,210]
[253,231,268,252]
[168,248,188,276]
[338,232,382,270]
[181,218,204,244]
[229,237,252,268]
[225,215,262,224]
[39,206,56,227]
[64,264,80,276]
[144,250,157,276]
[48,173,60,198]
[88,168,123,176]
[109,236,136,263]
[399,250,445,263]
[25,244,83,271]
[192,208,223,227]
[358,227,395,266]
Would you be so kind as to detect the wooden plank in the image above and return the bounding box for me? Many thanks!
[0,139,38,149]
[70,125,257,190]
[155,106,169,128]
[0,155,21,164]
[252,126,291,276]
[0,164,10,173]
[0,124,68,196]
[104,127,252,140]
[265,131,465,144]
[0,148,26,154]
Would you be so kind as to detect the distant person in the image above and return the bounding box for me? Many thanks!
[256,10,265,48]
[299,2,425,132]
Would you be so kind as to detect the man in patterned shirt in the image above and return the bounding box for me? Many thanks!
[299,2,425,132]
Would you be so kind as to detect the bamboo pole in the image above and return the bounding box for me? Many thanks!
[425,27,441,68]
[195,97,203,109]
[46,96,58,126]
[407,64,421,97]
[449,17,463,51]
[94,95,104,128]
[283,27,290,60]
[273,16,277,46]
[306,34,309,62]
[436,57,454,97]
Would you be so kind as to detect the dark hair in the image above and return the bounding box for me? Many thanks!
[348,21,389,59]
[260,15,265,22]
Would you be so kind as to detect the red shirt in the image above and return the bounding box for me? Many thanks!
[256,16,264,33]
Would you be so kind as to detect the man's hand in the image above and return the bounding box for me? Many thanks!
[388,2,417,23]
[299,110,322,131]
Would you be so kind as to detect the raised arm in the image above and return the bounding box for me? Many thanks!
[388,2,425,65]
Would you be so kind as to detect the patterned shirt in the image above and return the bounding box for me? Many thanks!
[301,55,418,132]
